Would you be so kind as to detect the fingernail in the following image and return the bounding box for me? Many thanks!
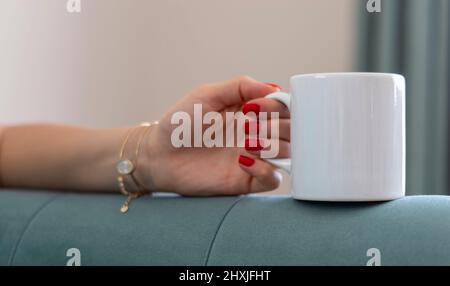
[244,121,259,134]
[264,82,282,90]
[245,138,265,151]
[239,155,255,167]
[243,103,260,115]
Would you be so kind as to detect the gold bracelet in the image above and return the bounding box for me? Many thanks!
[0,128,6,189]
[117,122,154,213]
[116,121,158,213]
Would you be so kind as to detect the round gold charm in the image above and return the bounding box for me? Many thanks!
[120,204,129,213]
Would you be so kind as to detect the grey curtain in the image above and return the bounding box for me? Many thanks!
[357,0,450,195]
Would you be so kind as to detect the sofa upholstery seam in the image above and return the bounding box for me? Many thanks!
[203,196,245,266]
[7,193,63,266]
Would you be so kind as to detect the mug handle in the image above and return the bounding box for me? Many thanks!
[263,91,292,173]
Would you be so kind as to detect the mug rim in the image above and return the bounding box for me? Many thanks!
[291,72,404,81]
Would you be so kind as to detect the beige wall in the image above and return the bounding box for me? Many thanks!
[0,0,356,194]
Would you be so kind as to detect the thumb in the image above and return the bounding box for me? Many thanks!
[238,154,282,193]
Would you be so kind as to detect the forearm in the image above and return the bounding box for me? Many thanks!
[0,124,130,192]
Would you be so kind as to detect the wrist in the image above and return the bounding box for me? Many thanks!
[134,123,163,192]
[86,127,131,192]
[0,126,7,188]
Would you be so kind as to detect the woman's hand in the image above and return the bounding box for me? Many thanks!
[140,76,291,196]
[0,76,289,196]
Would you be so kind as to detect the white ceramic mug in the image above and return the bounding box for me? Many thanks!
[265,73,405,201]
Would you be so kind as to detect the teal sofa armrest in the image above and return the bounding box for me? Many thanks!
[1,189,450,265]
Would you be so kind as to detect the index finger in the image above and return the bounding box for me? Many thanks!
[199,76,280,108]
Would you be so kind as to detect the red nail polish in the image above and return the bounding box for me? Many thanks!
[264,82,282,90]
[243,103,260,115]
[239,155,255,167]
[244,121,259,134]
[245,138,265,151]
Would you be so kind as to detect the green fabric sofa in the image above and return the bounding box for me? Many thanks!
[1,190,450,266]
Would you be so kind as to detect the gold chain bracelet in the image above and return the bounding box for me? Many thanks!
[0,127,6,189]
[116,121,158,213]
